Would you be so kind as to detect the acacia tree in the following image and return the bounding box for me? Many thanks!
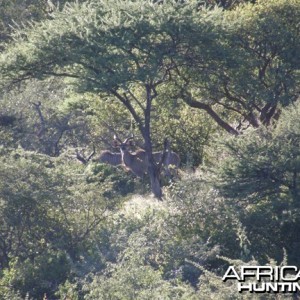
[1,0,299,197]
[1,0,237,198]
[0,0,201,198]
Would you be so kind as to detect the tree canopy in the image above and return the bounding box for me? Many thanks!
[1,0,299,134]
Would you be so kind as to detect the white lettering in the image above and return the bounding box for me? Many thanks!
[238,282,253,292]
[222,266,240,281]
[240,266,257,281]
[238,282,300,293]
[279,282,293,292]
[256,266,273,281]
[292,282,300,291]
[281,266,297,281]
[223,265,300,293]
[265,282,277,292]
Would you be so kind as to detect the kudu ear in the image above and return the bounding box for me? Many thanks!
[113,135,122,147]
[128,140,134,147]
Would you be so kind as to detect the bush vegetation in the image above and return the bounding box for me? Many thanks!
[0,0,299,298]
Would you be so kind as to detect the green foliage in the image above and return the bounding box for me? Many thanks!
[82,197,200,299]
[0,0,299,134]
[0,148,121,298]
[0,258,23,300]
[225,0,300,106]
[217,101,300,264]
[0,0,46,49]
[153,97,217,166]
[0,79,75,154]
[173,0,300,132]
[0,0,88,50]
[165,174,241,262]
[79,183,239,297]
[4,250,70,299]
[0,0,181,89]
[87,162,136,198]
[83,259,197,300]
[60,92,134,151]
[0,0,300,298]
[1,0,298,151]
[56,279,80,300]
[0,79,133,157]
[218,101,300,203]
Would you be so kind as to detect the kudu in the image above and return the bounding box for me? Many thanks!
[98,150,122,166]
[107,135,180,178]
[112,135,148,177]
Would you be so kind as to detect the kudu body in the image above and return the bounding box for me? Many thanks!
[114,136,148,177]
[152,151,180,177]
[98,150,122,166]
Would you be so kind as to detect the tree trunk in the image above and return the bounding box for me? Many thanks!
[143,132,163,199]
[143,84,163,199]
[148,161,162,199]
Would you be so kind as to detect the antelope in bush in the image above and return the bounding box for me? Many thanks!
[98,135,180,178]
[98,150,122,166]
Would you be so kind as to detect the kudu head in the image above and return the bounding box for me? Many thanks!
[113,135,134,153]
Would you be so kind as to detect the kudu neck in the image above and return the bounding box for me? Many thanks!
[120,148,133,163]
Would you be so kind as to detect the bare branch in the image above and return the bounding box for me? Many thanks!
[30,101,46,137]
[75,145,96,164]
[110,89,145,134]
[181,92,239,135]
[125,90,145,112]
